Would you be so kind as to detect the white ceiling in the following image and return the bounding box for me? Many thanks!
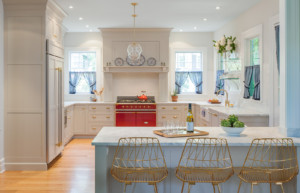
[55,0,262,32]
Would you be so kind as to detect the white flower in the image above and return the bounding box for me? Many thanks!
[227,39,232,45]
[226,44,232,51]
[214,42,219,47]
[220,36,226,46]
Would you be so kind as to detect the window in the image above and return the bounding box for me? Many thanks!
[248,37,260,97]
[69,52,97,94]
[175,52,203,94]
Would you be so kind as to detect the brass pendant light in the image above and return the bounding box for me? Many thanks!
[127,2,142,61]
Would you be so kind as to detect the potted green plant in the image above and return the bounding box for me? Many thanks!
[221,115,246,136]
[171,89,178,102]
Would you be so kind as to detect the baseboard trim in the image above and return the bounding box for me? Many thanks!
[0,158,5,173]
[5,162,47,171]
[73,135,95,139]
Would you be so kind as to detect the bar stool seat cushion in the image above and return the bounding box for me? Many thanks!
[176,166,234,183]
[111,167,168,183]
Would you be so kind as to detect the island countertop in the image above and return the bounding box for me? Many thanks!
[92,126,300,147]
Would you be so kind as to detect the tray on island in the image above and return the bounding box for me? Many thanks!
[153,129,209,138]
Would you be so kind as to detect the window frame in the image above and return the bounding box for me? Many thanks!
[170,47,208,97]
[241,24,263,102]
[64,47,101,98]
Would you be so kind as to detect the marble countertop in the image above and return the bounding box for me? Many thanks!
[92,127,298,147]
[64,101,115,108]
[208,106,269,116]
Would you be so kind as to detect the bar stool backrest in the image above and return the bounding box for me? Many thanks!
[177,138,233,169]
[112,137,167,169]
[242,138,298,171]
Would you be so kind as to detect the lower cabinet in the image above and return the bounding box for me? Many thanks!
[64,106,74,145]
[73,104,115,135]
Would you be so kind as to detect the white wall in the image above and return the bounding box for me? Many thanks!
[213,0,279,113]
[64,32,103,101]
[169,32,215,101]
[0,0,5,173]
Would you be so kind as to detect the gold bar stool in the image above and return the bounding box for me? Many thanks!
[176,138,234,193]
[237,138,299,193]
[111,137,168,193]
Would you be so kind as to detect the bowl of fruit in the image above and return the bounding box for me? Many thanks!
[221,115,246,136]
[208,98,221,104]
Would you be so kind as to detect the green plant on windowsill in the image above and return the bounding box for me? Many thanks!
[171,89,178,102]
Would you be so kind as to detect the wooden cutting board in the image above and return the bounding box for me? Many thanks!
[153,129,209,138]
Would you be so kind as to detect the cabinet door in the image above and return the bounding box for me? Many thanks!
[116,112,135,126]
[209,112,219,127]
[74,106,87,134]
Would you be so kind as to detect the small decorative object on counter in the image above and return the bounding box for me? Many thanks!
[171,89,178,102]
[186,103,194,133]
[221,114,245,136]
[208,98,221,104]
[90,95,97,102]
[93,88,104,101]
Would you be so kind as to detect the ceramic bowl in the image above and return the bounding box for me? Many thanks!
[221,126,246,136]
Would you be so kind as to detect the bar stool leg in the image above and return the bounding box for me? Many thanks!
[188,183,191,193]
[217,184,221,193]
[251,183,254,193]
[237,180,242,193]
[212,184,216,193]
[153,183,158,193]
[279,183,285,193]
[269,183,272,193]
[181,182,185,193]
[123,183,127,193]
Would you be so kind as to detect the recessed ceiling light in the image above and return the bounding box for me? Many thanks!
[203,18,208,21]
[194,26,197,30]
[79,17,83,21]
[179,29,183,32]
[216,6,221,10]
[86,25,89,28]
[69,5,73,9]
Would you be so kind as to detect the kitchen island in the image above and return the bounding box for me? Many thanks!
[92,127,300,193]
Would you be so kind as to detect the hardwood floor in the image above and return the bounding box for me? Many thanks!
[0,139,95,193]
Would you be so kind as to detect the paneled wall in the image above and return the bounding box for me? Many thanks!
[0,0,5,173]
[3,0,47,170]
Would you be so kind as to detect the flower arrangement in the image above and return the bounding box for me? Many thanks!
[213,35,237,55]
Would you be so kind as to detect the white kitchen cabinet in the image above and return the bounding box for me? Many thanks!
[156,104,189,126]
[64,106,74,145]
[74,105,88,135]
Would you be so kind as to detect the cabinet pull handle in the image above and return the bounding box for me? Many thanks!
[208,112,218,117]
[173,107,178,110]
[162,116,166,119]
[53,34,57,38]
[82,108,86,110]
[144,122,149,125]
[106,107,111,110]
[106,116,110,119]
[173,116,178,119]
[92,128,97,130]
[92,107,96,110]
[56,142,62,147]
[92,116,97,119]
[162,107,166,109]
[67,117,71,119]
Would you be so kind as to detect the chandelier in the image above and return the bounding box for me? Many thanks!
[127,2,142,61]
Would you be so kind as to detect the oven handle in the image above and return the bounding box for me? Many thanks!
[136,112,156,114]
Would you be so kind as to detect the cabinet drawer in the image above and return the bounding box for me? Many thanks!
[89,105,114,113]
[157,113,182,123]
[87,123,102,135]
[158,105,183,111]
[89,114,114,122]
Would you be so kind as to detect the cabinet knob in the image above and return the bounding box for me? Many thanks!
[53,34,57,38]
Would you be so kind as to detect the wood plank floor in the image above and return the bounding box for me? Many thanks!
[0,139,95,193]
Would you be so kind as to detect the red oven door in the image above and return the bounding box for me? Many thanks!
[116,112,136,127]
[136,112,156,127]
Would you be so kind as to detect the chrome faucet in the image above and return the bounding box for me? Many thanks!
[217,89,230,107]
